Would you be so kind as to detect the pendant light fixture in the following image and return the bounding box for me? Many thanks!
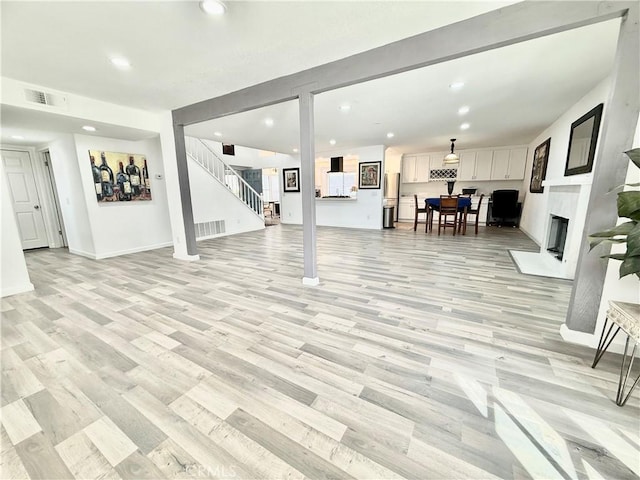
[443,138,460,165]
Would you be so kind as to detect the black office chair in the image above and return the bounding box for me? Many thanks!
[491,190,519,227]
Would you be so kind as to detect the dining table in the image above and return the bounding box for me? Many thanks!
[425,196,472,234]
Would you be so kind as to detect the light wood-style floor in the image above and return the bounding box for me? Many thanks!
[1,224,639,480]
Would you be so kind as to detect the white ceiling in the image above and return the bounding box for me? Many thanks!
[0,1,619,155]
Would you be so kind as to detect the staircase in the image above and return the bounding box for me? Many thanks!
[185,136,263,219]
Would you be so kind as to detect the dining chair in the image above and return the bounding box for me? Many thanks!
[438,195,459,235]
[413,194,428,231]
[459,194,484,235]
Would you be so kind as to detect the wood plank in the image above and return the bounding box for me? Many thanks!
[0,400,42,445]
[14,432,73,479]
[225,408,355,480]
[54,431,119,480]
[83,416,138,467]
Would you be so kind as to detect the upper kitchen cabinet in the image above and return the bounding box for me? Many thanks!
[458,150,493,181]
[401,154,430,183]
[490,147,528,180]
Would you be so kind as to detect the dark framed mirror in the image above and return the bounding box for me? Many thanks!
[564,103,604,176]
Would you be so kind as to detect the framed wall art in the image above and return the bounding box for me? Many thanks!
[530,138,551,193]
[358,161,381,189]
[283,167,300,192]
[89,150,152,203]
[564,103,604,176]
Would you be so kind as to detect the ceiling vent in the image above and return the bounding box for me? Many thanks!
[23,88,68,109]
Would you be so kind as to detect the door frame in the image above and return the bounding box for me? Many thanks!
[1,145,64,249]
[39,149,67,247]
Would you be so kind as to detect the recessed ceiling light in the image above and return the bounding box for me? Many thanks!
[449,81,465,90]
[200,0,226,15]
[460,123,470,130]
[329,139,336,146]
[458,106,470,115]
[386,132,395,138]
[293,148,299,153]
[214,131,222,137]
[110,57,131,69]
[82,125,96,132]
[338,104,351,112]
[264,118,274,127]
[11,135,24,140]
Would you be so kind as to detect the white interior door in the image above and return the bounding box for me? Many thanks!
[2,150,49,249]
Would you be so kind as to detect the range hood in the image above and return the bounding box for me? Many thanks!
[330,157,343,172]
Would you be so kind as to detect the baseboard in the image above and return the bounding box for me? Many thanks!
[559,323,634,356]
[70,242,173,260]
[518,225,540,247]
[1,282,35,298]
[95,242,173,260]
[68,248,98,259]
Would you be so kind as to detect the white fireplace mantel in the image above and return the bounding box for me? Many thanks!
[542,176,592,187]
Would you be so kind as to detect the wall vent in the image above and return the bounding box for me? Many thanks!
[23,88,68,109]
[195,220,226,239]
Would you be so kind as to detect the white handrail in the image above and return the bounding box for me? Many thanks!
[185,136,263,218]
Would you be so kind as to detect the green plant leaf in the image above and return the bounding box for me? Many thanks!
[625,148,640,170]
[619,254,640,278]
[626,222,640,257]
[601,253,627,261]
[617,191,640,220]
[589,238,627,249]
[588,222,635,248]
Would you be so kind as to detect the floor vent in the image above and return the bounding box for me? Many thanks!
[195,220,226,239]
[24,88,68,109]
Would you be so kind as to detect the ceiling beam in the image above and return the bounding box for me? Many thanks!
[172,1,632,126]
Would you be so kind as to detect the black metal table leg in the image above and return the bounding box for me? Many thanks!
[616,336,640,407]
[591,317,621,369]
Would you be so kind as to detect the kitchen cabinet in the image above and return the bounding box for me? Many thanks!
[457,151,493,181]
[401,154,430,183]
[398,197,415,220]
[491,147,528,180]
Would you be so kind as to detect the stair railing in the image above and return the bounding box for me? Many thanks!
[185,136,263,218]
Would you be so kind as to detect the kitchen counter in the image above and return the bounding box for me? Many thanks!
[316,196,357,201]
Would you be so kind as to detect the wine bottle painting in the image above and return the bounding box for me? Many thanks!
[88,150,152,203]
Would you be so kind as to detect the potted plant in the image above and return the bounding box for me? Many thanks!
[589,148,640,279]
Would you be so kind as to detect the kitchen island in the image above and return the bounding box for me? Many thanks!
[280,190,383,230]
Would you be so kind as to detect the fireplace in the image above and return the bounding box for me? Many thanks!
[547,215,569,261]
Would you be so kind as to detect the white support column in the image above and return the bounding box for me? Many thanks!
[564,3,639,334]
[298,91,319,285]
[159,112,199,261]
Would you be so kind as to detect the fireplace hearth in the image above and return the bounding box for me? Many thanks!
[547,215,569,261]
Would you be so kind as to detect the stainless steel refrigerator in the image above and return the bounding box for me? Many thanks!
[383,173,400,221]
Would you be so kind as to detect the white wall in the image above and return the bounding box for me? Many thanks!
[188,160,265,237]
[201,139,299,170]
[0,77,192,260]
[48,134,95,257]
[0,160,34,297]
[280,145,386,229]
[72,134,173,259]
[520,78,611,244]
[1,77,162,132]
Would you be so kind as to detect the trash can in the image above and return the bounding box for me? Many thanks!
[383,206,395,229]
